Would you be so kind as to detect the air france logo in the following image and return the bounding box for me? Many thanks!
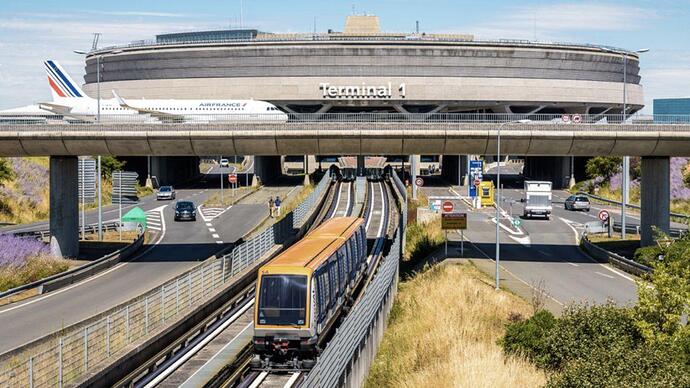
[199,102,245,107]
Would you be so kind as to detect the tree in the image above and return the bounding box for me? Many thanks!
[683,161,690,188]
[0,158,13,185]
[585,156,622,181]
[99,156,126,178]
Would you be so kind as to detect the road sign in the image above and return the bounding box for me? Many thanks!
[474,178,481,186]
[561,114,571,123]
[598,209,610,222]
[228,174,238,184]
[442,212,467,230]
[572,114,582,123]
[469,160,484,197]
[415,177,424,187]
[442,201,454,213]
[512,218,521,228]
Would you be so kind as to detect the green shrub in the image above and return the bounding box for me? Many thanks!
[633,245,662,267]
[544,303,643,370]
[547,339,690,388]
[100,156,126,178]
[0,158,13,185]
[585,156,622,181]
[683,161,690,188]
[501,309,556,368]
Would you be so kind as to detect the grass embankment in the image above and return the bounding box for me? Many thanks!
[366,264,546,388]
[0,256,70,293]
[276,183,314,221]
[203,186,257,207]
[573,182,690,216]
[400,185,446,277]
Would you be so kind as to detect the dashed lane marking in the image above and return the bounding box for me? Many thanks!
[596,271,615,279]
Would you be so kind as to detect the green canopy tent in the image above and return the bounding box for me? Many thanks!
[121,207,147,231]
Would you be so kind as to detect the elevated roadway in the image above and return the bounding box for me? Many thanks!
[1,121,690,157]
[0,175,301,354]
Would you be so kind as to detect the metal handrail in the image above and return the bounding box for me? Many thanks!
[1,113,690,126]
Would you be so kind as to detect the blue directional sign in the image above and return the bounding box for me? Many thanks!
[469,160,483,197]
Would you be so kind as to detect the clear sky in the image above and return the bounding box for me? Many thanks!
[1,0,688,112]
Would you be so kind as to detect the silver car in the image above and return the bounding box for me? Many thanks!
[157,186,176,200]
[564,195,590,211]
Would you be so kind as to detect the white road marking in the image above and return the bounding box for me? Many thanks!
[208,227,216,232]
[0,205,168,315]
[212,233,220,239]
[205,223,212,227]
[596,271,615,279]
[216,241,224,244]
[508,235,531,247]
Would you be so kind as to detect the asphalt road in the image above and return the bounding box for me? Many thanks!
[0,168,300,354]
[422,183,639,308]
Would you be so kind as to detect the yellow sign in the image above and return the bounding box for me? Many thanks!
[442,213,467,230]
[480,181,495,206]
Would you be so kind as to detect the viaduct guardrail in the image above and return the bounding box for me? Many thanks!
[2,113,690,125]
[581,235,652,276]
[0,171,331,388]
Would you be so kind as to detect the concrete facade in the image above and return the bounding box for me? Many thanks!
[641,157,670,246]
[49,156,79,258]
[82,39,644,114]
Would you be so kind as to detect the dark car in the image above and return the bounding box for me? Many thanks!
[564,195,591,211]
[174,201,197,221]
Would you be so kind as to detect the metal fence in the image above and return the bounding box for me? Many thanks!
[302,229,401,388]
[2,113,690,126]
[0,171,331,388]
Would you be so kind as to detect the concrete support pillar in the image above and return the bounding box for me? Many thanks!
[356,155,365,176]
[50,156,79,258]
[440,155,467,186]
[641,156,670,246]
[253,155,282,185]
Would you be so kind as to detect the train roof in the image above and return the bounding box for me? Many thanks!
[264,217,363,271]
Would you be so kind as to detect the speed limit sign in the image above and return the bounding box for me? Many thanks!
[415,177,424,187]
[598,209,610,222]
[228,174,238,184]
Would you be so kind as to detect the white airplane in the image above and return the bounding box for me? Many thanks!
[39,60,288,123]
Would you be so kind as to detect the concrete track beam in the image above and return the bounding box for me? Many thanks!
[49,156,79,258]
[641,156,670,246]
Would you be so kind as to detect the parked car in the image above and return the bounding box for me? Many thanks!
[174,201,197,221]
[565,195,591,211]
[220,158,230,167]
[156,186,176,200]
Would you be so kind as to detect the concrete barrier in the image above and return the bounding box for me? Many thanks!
[581,235,652,276]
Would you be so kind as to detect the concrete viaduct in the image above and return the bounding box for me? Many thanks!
[1,120,688,255]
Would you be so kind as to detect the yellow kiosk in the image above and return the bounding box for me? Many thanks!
[479,181,495,207]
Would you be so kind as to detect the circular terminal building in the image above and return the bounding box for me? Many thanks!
[82,15,644,115]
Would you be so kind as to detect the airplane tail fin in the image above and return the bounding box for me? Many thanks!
[44,60,88,101]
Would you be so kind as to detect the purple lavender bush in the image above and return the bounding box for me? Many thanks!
[670,157,690,200]
[0,234,67,292]
[0,234,49,266]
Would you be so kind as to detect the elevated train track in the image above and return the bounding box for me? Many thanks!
[115,171,395,388]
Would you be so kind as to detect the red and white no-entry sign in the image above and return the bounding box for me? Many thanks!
[442,201,454,213]
[561,114,571,123]
[474,178,481,187]
[598,209,610,222]
[228,174,238,184]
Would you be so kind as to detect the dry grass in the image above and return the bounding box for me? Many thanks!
[366,264,546,388]
[203,186,257,207]
[0,255,70,292]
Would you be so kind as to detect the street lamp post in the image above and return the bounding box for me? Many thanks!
[619,48,649,239]
[495,120,519,290]
[75,47,123,240]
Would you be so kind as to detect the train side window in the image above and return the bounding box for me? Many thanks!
[338,246,347,291]
[328,257,337,306]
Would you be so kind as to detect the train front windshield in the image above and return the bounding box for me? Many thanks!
[258,275,307,326]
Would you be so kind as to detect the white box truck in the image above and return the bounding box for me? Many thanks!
[523,181,552,219]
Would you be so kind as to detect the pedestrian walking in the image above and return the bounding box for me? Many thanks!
[275,196,282,216]
[268,197,274,218]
